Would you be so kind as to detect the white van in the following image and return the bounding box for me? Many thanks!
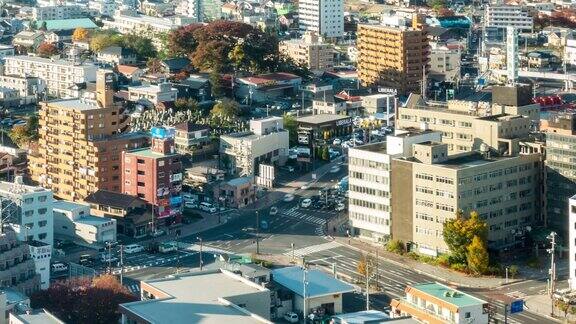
[200,202,217,213]
[123,244,144,254]
[51,263,68,272]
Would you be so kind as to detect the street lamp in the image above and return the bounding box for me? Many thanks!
[255,211,260,255]
[197,236,203,271]
[547,231,557,317]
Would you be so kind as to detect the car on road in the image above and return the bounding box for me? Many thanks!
[330,166,341,173]
[269,206,278,215]
[100,253,118,263]
[335,203,346,212]
[124,244,145,254]
[332,138,342,145]
[184,201,198,209]
[200,202,217,213]
[283,194,295,202]
[300,184,310,190]
[301,198,312,208]
[159,242,178,253]
[150,229,165,238]
[79,254,95,266]
[283,312,299,323]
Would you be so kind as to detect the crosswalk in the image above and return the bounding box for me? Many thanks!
[111,250,197,275]
[282,206,327,226]
[505,291,527,299]
[283,241,341,257]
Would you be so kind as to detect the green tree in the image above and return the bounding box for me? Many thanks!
[209,71,224,98]
[467,235,489,275]
[90,31,123,52]
[508,265,519,279]
[9,126,29,147]
[556,299,570,318]
[210,99,240,128]
[283,114,298,147]
[122,34,157,59]
[229,43,246,73]
[443,211,488,264]
[29,20,37,30]
[174,98,201,121]
[321,146,329,160]
[386,239,404,255]
[26,115,39,140]
[146,58,164,74]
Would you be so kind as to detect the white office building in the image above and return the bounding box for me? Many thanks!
[31,5,89,20]
[53,201,116,244]
[298,0,344,38]
[484,5,533,32]
[565,39,576,67]
[348,130,442,241]
[127,83,178,105]
[3,56,98,98]
[88,0,117,17]
[28,241,52,290]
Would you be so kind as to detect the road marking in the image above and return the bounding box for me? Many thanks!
[283,241,341,257]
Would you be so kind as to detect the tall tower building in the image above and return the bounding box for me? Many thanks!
[298,0,343,38]
[29,70,148,201]
[357,15,429,95]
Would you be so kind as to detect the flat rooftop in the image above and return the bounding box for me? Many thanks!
[272,266,355,298]
[297,114,351,125]
[46,98,102,111]
[120,270,270,324]
[76,215,114,226]
[353,142,387,153]
[126,147,179,159]
[409,282,486,308]
[53,200,88,212]
[392,128,439,138]
[0,181,49,194]
[10,309,64,324]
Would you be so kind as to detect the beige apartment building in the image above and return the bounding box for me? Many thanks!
[279,32,334,73]
[396,89,539,154]
[391,142,542,255]
[29,70,148,201]
[357,15,429,95]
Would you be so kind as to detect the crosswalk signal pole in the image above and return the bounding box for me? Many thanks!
[504,304,508,324]
[197,237,203,271]
[120,245,124,285]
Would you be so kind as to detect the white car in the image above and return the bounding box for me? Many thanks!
[270,206,278,216]
[335,203,346,211]
[333,138,342,145]
[300,184,310,190]
[301,198,312,208]
[184,201,198,209]
[124,244,145,254]
[330,166,341,173]
[283,194,295,202]
[284,312,299,323]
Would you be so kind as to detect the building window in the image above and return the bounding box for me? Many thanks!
[38,196,47,202]
[38,208,47,215]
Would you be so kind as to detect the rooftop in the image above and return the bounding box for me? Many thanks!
[53,200,89,212]
[409,282,486,308]
[353,142,387,153]
[76,215,115,226]
[173,122,210,132]
[240,72,300,85]
[120,269,271,324]
[45,98,101,111]
[297,114,351,125]
[5,55,96,68]
[226,176,253,187]
[36,18,98,30]
[85,190,144,208]
[125,147,179,159]
[272,266,355,298]
[332,310,417,323]
[10,309,64,324]
[0,181,48,195]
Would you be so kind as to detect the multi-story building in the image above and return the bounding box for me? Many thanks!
[565,38,576,68]
[0,231,40,295]
[0,179,53,246]
[127,83,178,105]
[545,112,576,239]
[29,70,148,201]
[31,5,89,20]
[53,200,116,244]
[173,122,215,159]
[429,43,460,82]
[122,128,183,227]
[88,0,117,17]
[12,31,45,50]
[0,45,15,59]
[175,0,202,21]
[391,143,543,255]
[27,241,51,290]
[3,56,98,98]
[298,0,343,38]
[570,195,576,289]
[279,32,334,73]
[396,87,539,154]
[391,282,489,323]
[0,75,46,105]
[484,5,533,32]
[348,130,441,241]
[220,117,289,176]
[357,15,429,95]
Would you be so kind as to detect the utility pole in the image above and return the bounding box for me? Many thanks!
[291,242,295,264]
[119,245,124,285]
[504,303,509,324]
[107,242,112,274]
[176,232,180,274]
[255,211,260,254]
[548,231,557,317]
[197,236,203,271]
[303,262,308,321]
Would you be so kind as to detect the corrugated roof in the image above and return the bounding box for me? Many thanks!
[272,266,355,298]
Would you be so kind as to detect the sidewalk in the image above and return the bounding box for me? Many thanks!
[334,236,509,289]
[525,294,564,323]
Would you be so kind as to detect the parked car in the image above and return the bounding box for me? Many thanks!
[269,206,278,216]
[79,254,95,266]
[150,229,165,238]
[301,198,312,208]
[283,194,295,202]
[284,312,299,323]
[335,203,346,212]
[123,244,145,254]
[330,166,341,173]
[51,262,68,272]
[184,201,198,209]
[333,138,342,145]
[200,202,217,213]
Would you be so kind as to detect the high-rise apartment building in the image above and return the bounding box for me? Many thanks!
[348,130,441,241]
[357,15,429,95]
[391,143,542,255]
[545,112,576,238]
[298,0,343,38]
[0,231,40,295]
[484,5,533,32]
[29,70,148,201]
[122,128,183,227]
[279,32,334,73]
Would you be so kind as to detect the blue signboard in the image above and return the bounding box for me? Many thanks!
[510,300,524,314]
[151,127,175,139]
[170,196,183,206]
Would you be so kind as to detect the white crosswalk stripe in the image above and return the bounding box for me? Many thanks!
[283,241,341,257]
[281,208,326,226]
[505,291,527,299]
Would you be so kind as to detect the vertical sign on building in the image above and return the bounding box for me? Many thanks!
[506,26,518,85]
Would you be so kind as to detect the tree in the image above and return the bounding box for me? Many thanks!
[357,254,375,278]
[29,20,37,30]
[72,27,89,42]
[209,71,224,98]
[210,99,240,128]
[122,34,157,59]
[9,126,29,146]
[386,239,404,255]
[146,58,164,74]
[90,31,123,52]
[31,275,136,324]
[508,265,519,279]
[556,299,570,318]
[36,42,58,58]
[174,98,201,121]
[321,146,329,160]
[467,235,489,275]
[283,114,298,147]
[167,24,203,57]
[443,210,488,264]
